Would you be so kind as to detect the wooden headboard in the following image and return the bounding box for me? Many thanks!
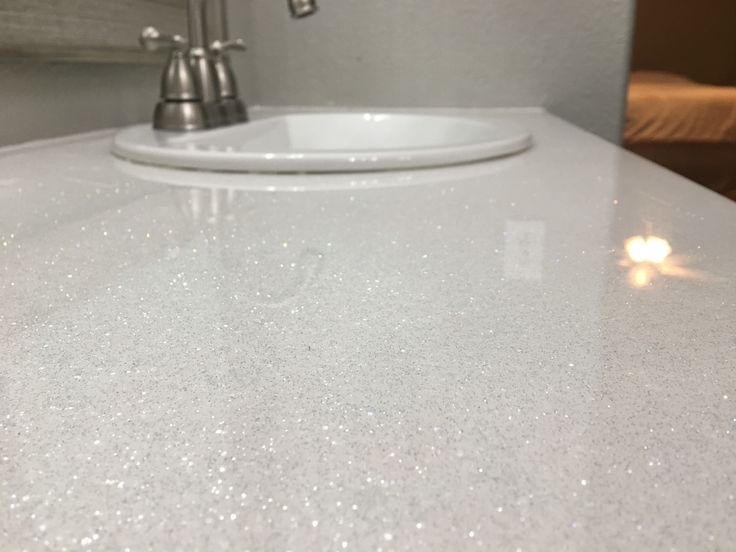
[631,0,736,86]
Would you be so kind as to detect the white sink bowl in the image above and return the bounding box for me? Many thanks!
[113,112,532,173]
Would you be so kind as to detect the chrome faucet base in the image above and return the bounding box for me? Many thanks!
[188,47,222,127]
[220,98,248,124]
[153,101,209,131]
[202,101,223,128]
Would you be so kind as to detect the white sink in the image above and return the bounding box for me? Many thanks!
[113,112,532,173]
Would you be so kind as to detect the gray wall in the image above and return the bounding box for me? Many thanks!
[0,0,185,146]
[230,0,634,142]
[0,61,158,146]
[1,0,634,146]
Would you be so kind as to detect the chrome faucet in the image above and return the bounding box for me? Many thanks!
[207,0,248,124]
[141,0,318,131]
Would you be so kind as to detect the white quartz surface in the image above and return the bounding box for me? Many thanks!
[1,108,734,551]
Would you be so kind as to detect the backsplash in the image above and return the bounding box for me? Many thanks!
[0,0,634,145]
[230,0,634,142]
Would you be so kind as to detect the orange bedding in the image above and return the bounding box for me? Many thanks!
[625,71,736,144]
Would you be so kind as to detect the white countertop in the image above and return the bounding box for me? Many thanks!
[1,108,734,551]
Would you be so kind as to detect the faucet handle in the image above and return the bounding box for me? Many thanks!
[140,26,188,52]
[210,38,247,55]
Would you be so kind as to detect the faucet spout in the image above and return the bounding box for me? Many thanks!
[288,0,318,18]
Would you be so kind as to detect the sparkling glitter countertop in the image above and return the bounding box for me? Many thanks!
[1,108,734,551]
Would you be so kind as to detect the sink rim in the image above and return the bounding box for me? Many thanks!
[113,149,524,192]
[112,112,533,174]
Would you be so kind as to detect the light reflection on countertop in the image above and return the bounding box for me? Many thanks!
[0,108,734,552]
[620,234,719,289]
[623,234,672,288]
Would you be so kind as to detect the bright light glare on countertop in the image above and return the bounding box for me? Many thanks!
[625,235,672,264]
[620,234,717,289]
[622,234,673,288]
[362,113,389,122]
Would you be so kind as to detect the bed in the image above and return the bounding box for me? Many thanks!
[624,71,736,200]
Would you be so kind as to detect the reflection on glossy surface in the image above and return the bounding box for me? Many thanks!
[169,186,326,307]
[623,234,672,288]
[621,234,717,289]
[503,220,546,280]
[625,235,672,264]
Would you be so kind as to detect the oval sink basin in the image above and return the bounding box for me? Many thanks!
[113,113,532,173]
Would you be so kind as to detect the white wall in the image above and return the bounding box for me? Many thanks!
[230,0,634,142]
